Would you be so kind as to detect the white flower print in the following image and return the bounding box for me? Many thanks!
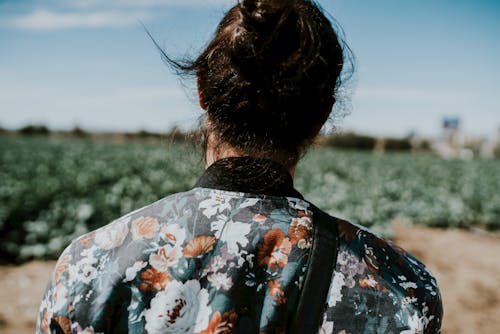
[201,255,228,277]
[400,312,424,334]
[246,253,255,269]
[289,215,313,249]
[318,312,334,334]
[68,256,98,285]
[327,272,346,307]
[144,280,211,334]
[37,296,53,332]
[421,302,435,329]
[160,223,186,246]
[80,265,98,284]
[337,250,365,288]
[80,245,97,258]
[207,272,233,291]
[287,198,310,212]
[94,217,129,250]
[199,191,232,218]
[211,217,251,255]
[123,261,147,282]
[52,283,69,313]
[401,296,418,309]
[400,281,418,290]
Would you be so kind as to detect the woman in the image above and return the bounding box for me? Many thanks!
[37,0,442,333]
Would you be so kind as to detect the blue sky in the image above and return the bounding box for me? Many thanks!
[1,0,499,138]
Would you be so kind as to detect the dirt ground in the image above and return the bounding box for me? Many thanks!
[393,223,500,334]
[0,223,499,334]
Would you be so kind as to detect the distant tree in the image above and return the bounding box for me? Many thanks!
[71,126,88,137]
[384,137,412,151]
[416,139,432,151]
[133,129,162,139]
[324,132,376,150]
[18,124,50,136]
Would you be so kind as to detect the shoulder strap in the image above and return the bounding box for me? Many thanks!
[291,205,339,334]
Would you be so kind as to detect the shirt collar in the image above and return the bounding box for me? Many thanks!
[194,156,304,199]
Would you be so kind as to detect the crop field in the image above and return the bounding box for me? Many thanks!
[1,135,499,262]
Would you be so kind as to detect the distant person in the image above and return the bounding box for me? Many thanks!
[37,0,442,333]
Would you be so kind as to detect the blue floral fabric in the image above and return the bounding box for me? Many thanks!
[36,160,442,334]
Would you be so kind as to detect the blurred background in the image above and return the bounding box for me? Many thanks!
[1,0,499,333]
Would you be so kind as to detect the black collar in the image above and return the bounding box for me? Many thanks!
[194,157,304,199]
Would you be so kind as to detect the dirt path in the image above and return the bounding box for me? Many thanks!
[1,224,499,334]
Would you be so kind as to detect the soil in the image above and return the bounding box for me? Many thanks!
[393,223,500,334]
[1,223,499,334]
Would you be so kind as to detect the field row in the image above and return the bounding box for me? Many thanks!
[1,136,499,261]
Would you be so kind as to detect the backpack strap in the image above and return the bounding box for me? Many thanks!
[291,205,339,334]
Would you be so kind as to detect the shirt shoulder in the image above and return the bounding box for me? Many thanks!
[321,218,443,334]
[37,189,200,333]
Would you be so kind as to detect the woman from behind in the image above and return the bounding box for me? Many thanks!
[37,0,442,333]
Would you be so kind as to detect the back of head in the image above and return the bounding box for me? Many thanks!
[176,0,347,166]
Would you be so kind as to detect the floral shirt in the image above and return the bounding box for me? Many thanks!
[37,157,442,334]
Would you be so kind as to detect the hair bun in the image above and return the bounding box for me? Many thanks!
[240,0,290,29]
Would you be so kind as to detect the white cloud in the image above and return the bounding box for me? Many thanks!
[3,9,153,30]
[1,0,235,31]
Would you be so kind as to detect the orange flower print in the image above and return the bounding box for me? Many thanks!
[257,229,292,270]
[79,232,95,247]
[52,253,70,285]
[199,310,238,334]
[149,245,182,272]
[288,215,313,249]
[131,216,160,240]
[40,308,50,332]
[183,235,217,258]
[160,223,186,246]
[358,274,388,292]
[252,214,267,224]
[358,274,378,288]
[140,267,172,292]
[268,280,286,305]
[53,316,72,334]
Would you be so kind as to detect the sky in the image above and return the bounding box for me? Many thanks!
[1,0,499,138]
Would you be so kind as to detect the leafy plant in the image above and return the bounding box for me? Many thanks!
[1,136,499,262]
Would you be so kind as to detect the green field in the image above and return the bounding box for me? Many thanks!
[1,135,499,262]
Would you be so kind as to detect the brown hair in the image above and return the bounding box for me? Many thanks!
[152,0,352,166]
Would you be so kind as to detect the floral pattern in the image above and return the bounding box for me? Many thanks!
[37,187,442,333]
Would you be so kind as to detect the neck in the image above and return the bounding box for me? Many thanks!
[205,143,296,179]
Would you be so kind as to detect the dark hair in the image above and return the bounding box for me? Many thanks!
[150,0,352,166]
